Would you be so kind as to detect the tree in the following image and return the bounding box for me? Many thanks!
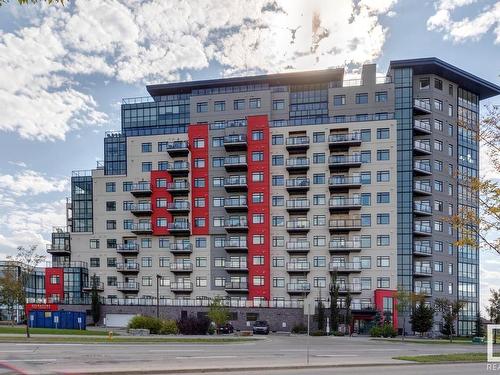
[434,298,465,342]
[410,296,434,336]
[90,274,101,326]
[207,296,230,334]
[0,262,24,325]
[394,287,412,340]
[345,291,352,336]
[475,313,485,338]
[6,246,45,338]
[0,0,63,6]
[487,289,500,344]
[316,288,325,331]
[329,271,339,332]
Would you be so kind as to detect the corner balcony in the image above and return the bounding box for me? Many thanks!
[224,197,248,212]
[413,243,433,257]
[328,133,362,149]
[166,181,190,195]
[286,220,310,233]
[286,136,310,152]
[169,262,193,273]
[286,158,310,173]
[117,282,139,293]
[287,283,310,294]
[224,261,248,272]
[329,176,362,192]
[414,265,433,277]
[413,181,432,195]
[224,134,247,151]
[131,222,152,235]
[414,140,432,155]
[225,281,248,293]
[116,242,139,255]
[414,120,432,134]
[168,221,191,235]
[46,244,71,256]
[328,154,362,171]
[170,242,193,254]
[329,219,362,232]
[224,238,248,252]
[82,281,104,292]
[224,156,247,172]
[414,286,433,297]
[224,176,247,192]
[286,241,310,254]
[414,223,432,236]
[413,98,432,115]
[329,240,362,253]
[329,197,362,212]
[130,182,151,197]
[286,262,310,273]
[166,141,189,157]
[286,199,310,213]
[130,203,152,216]
[286,178,310,192]
[224,219,248,232]
[329,262,362,274]
[116,263,140,274]
[413,161,432,175]
[334,283,362,294]
[413,202,432,216]
[167,201,190,214]
[166,161,190,177]
[170,282,193,293]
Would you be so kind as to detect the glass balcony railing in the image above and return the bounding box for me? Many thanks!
[286,199,310,209]
[166,181,190,191]
[413,202,432,214]
[287,283,311,292]
[328,154,362,165]
[286,221,310,230]
[414,223,432,234]
[225,219,248,228]
[329,262,362,272]
[414,265,432,275]
[414,243,432,255]
[414,161,431,173]
[414,181,432,193]
[286,262,310,271]
[286,158,310,167]
[224,176,247,187]
[224,261,248,270]
[329,176,361,187]
[414,119,431,133]
[224,134,247,144]
[224,156,247,166]
[286,241,310,251]
[414,98,431,112]
[169,262,193,272]
[116,263,140,272]
[286,178,310,188]
[166,141,189,150]
[130,182,151,194]
[414,140,431,153]
[170,242,193,252]
[224,198,247,207]
[168,221,190,230]
[225,238,247,248]
[116,243,139,252]
[329,240,362,251]
[328,132,361,143]
[286,136,310,146]
[167,161,189,171]
[329,197,362,208]
[130,203,152,212]
[131,222,152,232]
[167,201,190,210]
[117,282,139,291]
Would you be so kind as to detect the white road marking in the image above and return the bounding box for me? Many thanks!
[0,350,34,353]
[149,349,204,352]
[313,354,359,357]
[3,359,57,362]
[175,355,238,359]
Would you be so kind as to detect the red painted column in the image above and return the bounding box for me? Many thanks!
[44,268,64,303]
[151,170,172,236]
[374,289,398,328]
[247,115,271,301]
[188,123,209,235]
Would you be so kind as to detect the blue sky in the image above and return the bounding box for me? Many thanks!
[0,0,499,311]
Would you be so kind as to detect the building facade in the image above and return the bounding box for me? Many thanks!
[46,58,500,335]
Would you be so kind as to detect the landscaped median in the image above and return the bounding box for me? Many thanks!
[394,352,486,363]
[0,326,109,335]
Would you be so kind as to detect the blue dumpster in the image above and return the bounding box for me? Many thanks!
[29,310,86,330]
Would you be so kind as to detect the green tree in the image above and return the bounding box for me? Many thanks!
[410,296,434,336]
[487,289,500,344]
[329,271,339,332]
[207,296,230,334]
[345,291,352,336]
[0,0,63,6]
[475,313,485,338]
[0,262,24,325]
[90,274,101,326]
[316,298,325,331]
[434,298,465,342]
[394,287,412,340]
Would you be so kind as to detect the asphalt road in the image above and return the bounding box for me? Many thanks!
[0,335,490,374]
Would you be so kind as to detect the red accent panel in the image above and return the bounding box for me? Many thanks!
[26,303,58,316]
[44,268,64,302]
[151,170,172,235]
[188,124,209,235]
[247,115,271,301]
[374,289,398,328]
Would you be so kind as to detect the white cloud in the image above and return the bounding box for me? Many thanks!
[427,0,500,43]
[0,0,397,141]
[0,170,68,197]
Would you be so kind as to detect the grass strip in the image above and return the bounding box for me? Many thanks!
[0,326,108,336]
[394,352,486,363]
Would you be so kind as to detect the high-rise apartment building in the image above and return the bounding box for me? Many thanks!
[47,58,500,335]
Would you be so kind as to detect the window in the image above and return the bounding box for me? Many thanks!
[448,184,453,196]
[89,239,100,249]
[107,276,117,286]
[214,101,225,111]
[142,162,152,172]
[272,155,284,166]
[377,213,390,225]
[361,278,372,290]
[377,192,390,203]
[195,218,206,228]
[434,99,443,111]
[249,98,261,109]
[194,178,205,188]
[361,214,371,227]
[313,216,326,227]
[106,220,116,230]
[377,256,390,267]
[90,258,100,267]
[448,124,453,136]
[435,180,443,192]
[449,84,454,96]
[50,275,60,284]
[434,78,443,90]
[141,142,152,153]
[156,179,166,188]
[434,119,443,131]
[156,218,167,227]
[141,238,152,248]
[360,193,371,206]
[448,263,453,275]
[313,132,325,143]
[361,150,371,163]
[252,151,263,161]
[375,91,388,102]
[194,158,205,168]
[313,173,325,184]
[141,257,152,267]
[448,144,453,156]
[252,172,264,181]
[434,261,443,272]
[434,140,443,151]
[272,134,283,145]
[212,137,223,147]
[156,161,168,171]
[196,102,208,113]
[273,278,285,287]
[434,200,443,212]
[196,257,207,267]
[253,276,265,286]
[123,219,132,230]
[123,181,133,191]
[313,194,326,205]
[272,175,284,186]
[252,130,264,141]
[313,153,325,164]
[377,149,390,161]
[273,100,285,110]
[377,171,390,182]
[272,236,284,246]
[434,221,443,232]
[212,177,224,187]
[377,277,390,288]
[360,129,371,141]
[272,196,284,206]
[272,216,284,227]
[360,257,371,269]
[420,78,430,89]
[253,235,264,245]
[234,99,245,110]
[159,238,169,248]
[158,142,168,151]
[252,192,264,203]
[156,198,167,208]
[313,236,326,246]
[355,93,368,104]
[106,201,116,211]
[448,104,453,117]
[106,182,116,192]
[434,241,443,252]
[377,235,390,246]
[107,239,116,248]
[376,128,390,139]
[272,257,285,267]
[196,238,206,248]
[313,277,326,288]
[196,277,208,287]
[252,214,264,224]
[360,172,371,184]
[142,276,152,286]
[435,281,443,292]
[334,95,346,106]
[193,138,205,148]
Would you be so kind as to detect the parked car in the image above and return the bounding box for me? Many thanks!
[252,320,270,334]
[218,323,234,334]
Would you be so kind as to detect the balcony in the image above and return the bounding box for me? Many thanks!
[329,262,362,273]
[46,244,71,256]
[286,199,310,212]
[82,281,104,292]
[414,243,433,256]
[130,203,152,216]
[287,283,311,294]
[328,154,362,171]
[224,238,248,252]
[116,282,139,293]
[116,263,140,274]
[329,240,362,253]
[413,161,432,175]
[166,141,189,157]
[414,223,432,236]
[169,262,193,273]
[170,242,193,254]
[116,243,139,255]
[131,222,152,235]
[224,261,248,272]
[286,241,310,254]
[414,140,432,155]
[224,176,247,192]
[413,202,432,216]
[166,181,190,195]
[286,136,310,152]
[224,134,247,151]
[414,120,432,134]
[166,161,190,176]
[328,133,362,149]
[414,265,432,277]
[286,220,310,233]
[170,282,193,293]
[224,156,247,171]
[224,197,248,212]
[286,262,310,273]
[167,201,190,214]
[334,283,362,294]
[225,281,248,293]
[224,219,248,232]
[329,197,362,212]
[329,219,362,232]
[413,98,432,114]
[328,176,362,191]
[414,286,432,296]
[286,158,310,173]
[413,181,432,195]
[286,178,310,192]
[168,221,191,235]
[130,182,151,197]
